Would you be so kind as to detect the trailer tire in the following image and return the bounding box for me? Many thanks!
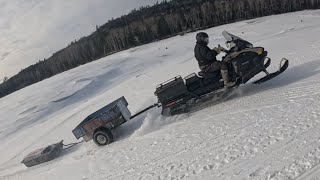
[93,129,113,146]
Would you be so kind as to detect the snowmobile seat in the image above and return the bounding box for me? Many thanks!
[198,71,220,79]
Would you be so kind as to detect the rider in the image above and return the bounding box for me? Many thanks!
[194,32,236,88]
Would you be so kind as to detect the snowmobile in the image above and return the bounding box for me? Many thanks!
[154,31,289,115]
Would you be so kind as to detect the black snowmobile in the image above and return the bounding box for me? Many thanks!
[154,31,289,115]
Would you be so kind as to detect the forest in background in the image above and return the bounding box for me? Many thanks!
[1,0,320,98]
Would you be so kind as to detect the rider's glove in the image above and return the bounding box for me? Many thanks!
[213,47,221,54]
[213,45,226,54]
[218,45,227,52]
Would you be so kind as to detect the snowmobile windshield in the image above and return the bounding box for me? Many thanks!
[222,31,253,51]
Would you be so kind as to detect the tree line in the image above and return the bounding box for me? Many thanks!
[1,0,319,98]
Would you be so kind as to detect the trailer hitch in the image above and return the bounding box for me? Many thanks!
[130,102,161,119]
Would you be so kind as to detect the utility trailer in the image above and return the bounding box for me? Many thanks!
[72,96,158,146]
[72,96,131,146]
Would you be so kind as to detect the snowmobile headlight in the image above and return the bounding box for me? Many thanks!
[257,49,263,55]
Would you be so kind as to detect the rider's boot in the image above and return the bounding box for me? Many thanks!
[221,70,236,88]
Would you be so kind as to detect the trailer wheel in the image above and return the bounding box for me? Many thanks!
[93,129,113,146]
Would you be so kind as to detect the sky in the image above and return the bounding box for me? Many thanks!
[0,0,160,80]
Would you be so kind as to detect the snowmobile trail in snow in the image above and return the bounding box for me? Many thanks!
[90,81,320,180]
[96,71,320,179]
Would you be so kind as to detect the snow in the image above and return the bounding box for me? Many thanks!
[1,10,320,180]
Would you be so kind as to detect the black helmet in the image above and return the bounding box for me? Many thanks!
[196,32,209,45]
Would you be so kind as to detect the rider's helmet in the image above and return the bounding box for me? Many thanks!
[196,32,209,45]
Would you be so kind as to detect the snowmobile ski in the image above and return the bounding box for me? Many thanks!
[264,57,271,69]
[253,58,289,84]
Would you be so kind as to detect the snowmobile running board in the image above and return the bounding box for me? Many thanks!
[253,58,289,84]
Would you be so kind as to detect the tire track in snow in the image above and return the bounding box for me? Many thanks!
[89,79,320,180]
[198,81,320,118]
[271,147,320,180]
[83,47,320,179]
[195,90,319,179]
[92,120,260,179]
[94,98,319,180]
[219,102,320,179]
[297,162,320,180]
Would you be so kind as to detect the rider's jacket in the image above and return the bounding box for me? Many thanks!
[194,42,218,69]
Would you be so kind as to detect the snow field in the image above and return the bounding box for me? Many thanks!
[1,10,320,180]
